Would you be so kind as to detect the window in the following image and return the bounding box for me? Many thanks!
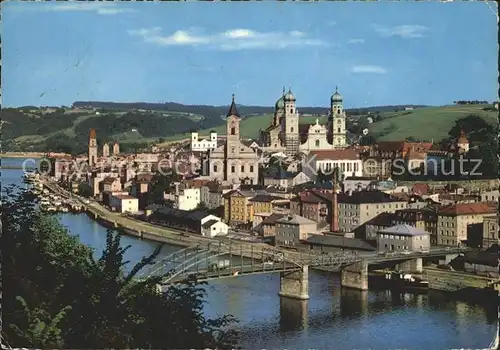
[231,166,235,173]
[315,140,320,147]
[337,127,341,133]
[291,127,294,133]
[250,165,254,172]
[231,127,236,135]
[213,165,218,172]
[290,108,294,113]
[241,165,245,172]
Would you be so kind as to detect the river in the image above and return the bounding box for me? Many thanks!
[2,157,497,349]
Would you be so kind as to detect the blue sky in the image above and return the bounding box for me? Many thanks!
[3,1,498,108]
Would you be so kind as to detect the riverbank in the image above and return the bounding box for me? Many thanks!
[2,152,46,158]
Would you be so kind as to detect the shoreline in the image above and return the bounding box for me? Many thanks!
[3,152,45,158]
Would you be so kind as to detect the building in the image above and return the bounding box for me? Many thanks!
[304,235,376,254]
[206,95,260,185]
[191,131,218,152]
[148,207,224,235]
[112,142,120,156]
[480,189,499,203]
[175,187,201,211]
[222,189,257,225]
[109,194,139,213]
[377,224,431,253]
[103,143,110,158]
[302,149,363,181]
[99,177,122,193]
[482,215,498,249]
[259,87,348,155]
[258,213,286,239]
[354,212,395,241]
[437,203,496,246]
[275,214,318,247]
[343,176,378,192]
[201,219,229,238]
[262,170,311,189]
[88,128,98,166]
[392,208,438,245]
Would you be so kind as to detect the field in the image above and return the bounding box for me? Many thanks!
[369,104,498,141]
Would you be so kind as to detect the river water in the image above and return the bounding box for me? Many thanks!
[2,157,497,349]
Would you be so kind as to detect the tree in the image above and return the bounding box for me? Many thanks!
[359,135,376,146]
[195,202,209,211]
[2,185,238,349]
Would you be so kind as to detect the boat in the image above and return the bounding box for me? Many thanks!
[384,271,429,290]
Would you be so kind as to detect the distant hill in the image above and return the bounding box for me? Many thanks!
[368,104,498,141]
[6,101,496,154]
[72,101,428,116]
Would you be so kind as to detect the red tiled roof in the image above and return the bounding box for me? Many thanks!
[402,142,433,153]
[438,202,495,216]
[309,149,360,161]
[412,183,430,195]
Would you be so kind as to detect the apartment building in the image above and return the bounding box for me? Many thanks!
[275,214,318,247]
[482,215,498,249]
[175,188,201,211]
[437,202,496,246]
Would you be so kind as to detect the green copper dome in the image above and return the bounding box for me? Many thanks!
[284,89,296,102]
[331,86,343,102]
[275,96,285,110]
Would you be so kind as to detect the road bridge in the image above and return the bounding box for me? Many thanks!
[41,178,471,298]
[136,241,468,299]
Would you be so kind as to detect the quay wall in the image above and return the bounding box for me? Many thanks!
[423,266,496,293]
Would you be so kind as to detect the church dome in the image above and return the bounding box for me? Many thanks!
[331,87,343,102]
[275,96,285,110]
[284,89,296,102]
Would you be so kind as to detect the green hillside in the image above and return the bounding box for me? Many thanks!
[3,103,497,153]
[369,104,498,141]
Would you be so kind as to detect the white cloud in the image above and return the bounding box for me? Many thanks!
[348,38,365,44]
[373,24,428,39]
[50,2,135,15]
[128,27,329,50]
[351,65,387,74]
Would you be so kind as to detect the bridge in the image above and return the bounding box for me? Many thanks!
[136,240,469,300]
[40,178,472,299]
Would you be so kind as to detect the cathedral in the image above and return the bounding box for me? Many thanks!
[205,95,260,185]
[259,87,348,155]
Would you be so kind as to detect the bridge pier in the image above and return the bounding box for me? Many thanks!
[398,258,423,273]
[279,265,309,300]
[341,262,368,291]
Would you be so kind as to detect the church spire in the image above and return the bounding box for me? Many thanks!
[226,93,240,117]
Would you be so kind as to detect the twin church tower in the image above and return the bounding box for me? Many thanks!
[259,86,348,155]
[88,128,120,166]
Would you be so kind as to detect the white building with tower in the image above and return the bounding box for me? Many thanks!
[191,131,218,152]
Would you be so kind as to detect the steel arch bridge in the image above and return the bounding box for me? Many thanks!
[136,241,361,285]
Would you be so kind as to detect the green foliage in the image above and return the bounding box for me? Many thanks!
[0,108,83,139]
[2,185,239,349]
[74,112,201,139]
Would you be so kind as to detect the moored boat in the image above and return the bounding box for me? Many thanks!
[385,271,429,290]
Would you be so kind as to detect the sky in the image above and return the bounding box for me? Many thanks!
[2,1,498,108]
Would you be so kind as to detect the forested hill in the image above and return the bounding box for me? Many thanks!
[72,101,428,116]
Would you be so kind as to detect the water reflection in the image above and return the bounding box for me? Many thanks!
[340,289,368,317]
[279,298,308,332]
